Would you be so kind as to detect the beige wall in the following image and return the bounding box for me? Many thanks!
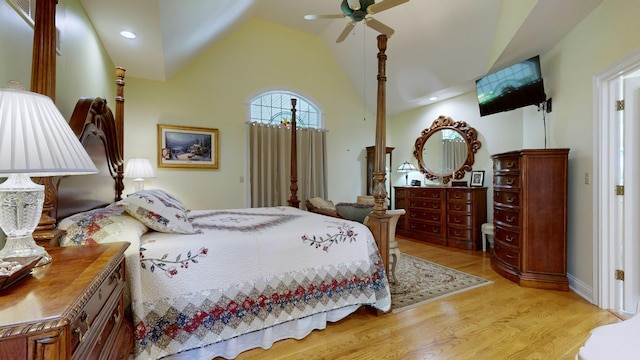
[122,18,376,209]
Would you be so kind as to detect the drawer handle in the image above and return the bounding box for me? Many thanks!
[73,311,92,343]
[506,235,514,242]
[432,204,438,209]
[432,215,438,220]
[506,161,515,168]
[506,179,514,185]
[454,205,462,210]
[506,197,515,203]
[454,231,462,236]
[113,307,122,323]
[454,218,461,223]
[505,253,516,259]
[432,228,438,233]
[455,193,462,199]
[432,193,438,198]
[506,216,515,223]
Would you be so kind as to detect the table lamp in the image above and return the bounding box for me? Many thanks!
[124,158,156,191]
[0,89,98,265]
[397,161,417,185]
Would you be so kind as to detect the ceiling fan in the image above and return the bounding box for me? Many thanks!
[304,0,409,43]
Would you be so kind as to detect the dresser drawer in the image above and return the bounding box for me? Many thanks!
[448,213,472,226]
[494,208,520,227]
[493,156,520,171]
[493,190,520,208]
[71,259,126,356]
[495,226,520,248]
[494,174,520,188]
[409,209,443,223]
[493,242,520,267]
[408,221,445,237]
[407,188,444,199]
[409,198,443,210]
[448,226,471,240]
[448,201,472,213]
[447,189,471,201]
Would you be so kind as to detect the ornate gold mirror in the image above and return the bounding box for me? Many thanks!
[413,115,481,184]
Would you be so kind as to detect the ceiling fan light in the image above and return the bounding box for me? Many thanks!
[346,0,361,10]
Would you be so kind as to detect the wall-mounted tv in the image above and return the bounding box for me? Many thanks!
[476,55,546,117]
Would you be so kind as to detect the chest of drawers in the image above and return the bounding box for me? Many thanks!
[0,242,133,359]
[395,186,487,250]
[490,149,569,291]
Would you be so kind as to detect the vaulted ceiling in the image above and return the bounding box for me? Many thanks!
[80,0,602,115]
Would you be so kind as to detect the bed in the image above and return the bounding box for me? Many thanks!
[47,35,395,358]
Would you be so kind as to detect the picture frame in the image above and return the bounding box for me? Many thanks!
[158,124,219,169]
[470,170,485,187]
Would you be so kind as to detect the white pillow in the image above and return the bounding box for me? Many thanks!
[118,189,195,234]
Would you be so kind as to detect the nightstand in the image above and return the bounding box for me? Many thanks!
[0,242,133,359]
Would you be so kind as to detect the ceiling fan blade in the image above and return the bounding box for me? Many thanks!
[336,22,356,43]
[367,0,409,15]
[365,17,395,37]
[304,14,345,20]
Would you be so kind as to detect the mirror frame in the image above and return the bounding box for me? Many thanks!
[413,115,481,184]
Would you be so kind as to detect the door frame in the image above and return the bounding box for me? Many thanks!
[594,47,640,312]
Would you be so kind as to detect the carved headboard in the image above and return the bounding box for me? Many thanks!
[55,69,126,221]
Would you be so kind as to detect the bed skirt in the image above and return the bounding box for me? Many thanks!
[162,305,360,359]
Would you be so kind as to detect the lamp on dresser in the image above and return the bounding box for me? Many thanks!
[124,157,156,191]
[0,89,97,266]
[397,161,417,185]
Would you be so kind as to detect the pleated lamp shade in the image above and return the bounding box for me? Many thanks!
[124,158,156,180]
[0,89,98,176]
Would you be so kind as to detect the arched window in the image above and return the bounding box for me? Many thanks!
[248,91,327,208]
[250,91,321,128]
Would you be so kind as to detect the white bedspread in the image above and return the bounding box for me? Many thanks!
[127,206,390,359]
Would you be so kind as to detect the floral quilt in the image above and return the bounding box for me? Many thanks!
[127,206,391,359]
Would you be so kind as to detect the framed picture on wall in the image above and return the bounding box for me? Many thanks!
[158,124,219,169]
[470,170,485,187]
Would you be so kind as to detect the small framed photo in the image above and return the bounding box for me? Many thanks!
[470,170,485,187]
[158,124,219,169]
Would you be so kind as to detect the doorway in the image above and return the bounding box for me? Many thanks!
[595,47,640,315]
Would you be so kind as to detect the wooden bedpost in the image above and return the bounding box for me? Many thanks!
[287,98,300,208]
[365,34,391,276]
[114,67,126,201]
[32,0,64,248]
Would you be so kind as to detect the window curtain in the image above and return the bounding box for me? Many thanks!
[441,138,467,174]
[249,123,327,208]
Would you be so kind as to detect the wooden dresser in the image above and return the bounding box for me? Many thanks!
[395,186,487,250]
[490,148,570,291]
[0,242,133,359]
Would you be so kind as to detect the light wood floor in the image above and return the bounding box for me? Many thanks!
[233,235,620,360]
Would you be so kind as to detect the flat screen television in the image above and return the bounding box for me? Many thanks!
[476,55,546,117]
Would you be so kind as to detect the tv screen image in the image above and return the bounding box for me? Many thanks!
[476,55,546,116]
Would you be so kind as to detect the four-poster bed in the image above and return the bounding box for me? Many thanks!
[23,2,395,357]
[48,36,394,360]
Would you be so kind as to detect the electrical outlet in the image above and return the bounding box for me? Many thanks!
[584,172,590,185]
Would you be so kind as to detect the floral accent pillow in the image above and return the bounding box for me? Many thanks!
[118,189,195,234]
[58,205,149,246]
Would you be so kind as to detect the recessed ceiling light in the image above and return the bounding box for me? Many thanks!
[120,30,137,39]
[429,96,438,101]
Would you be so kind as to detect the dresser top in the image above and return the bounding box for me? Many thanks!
[0,242,129,337]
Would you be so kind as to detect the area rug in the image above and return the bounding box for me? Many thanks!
[390,254,492,313]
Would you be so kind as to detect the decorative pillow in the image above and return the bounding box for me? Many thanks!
[335,202,374,223]
[118,189,195,234]
[305,197,340,218]
[58,205,149,246]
